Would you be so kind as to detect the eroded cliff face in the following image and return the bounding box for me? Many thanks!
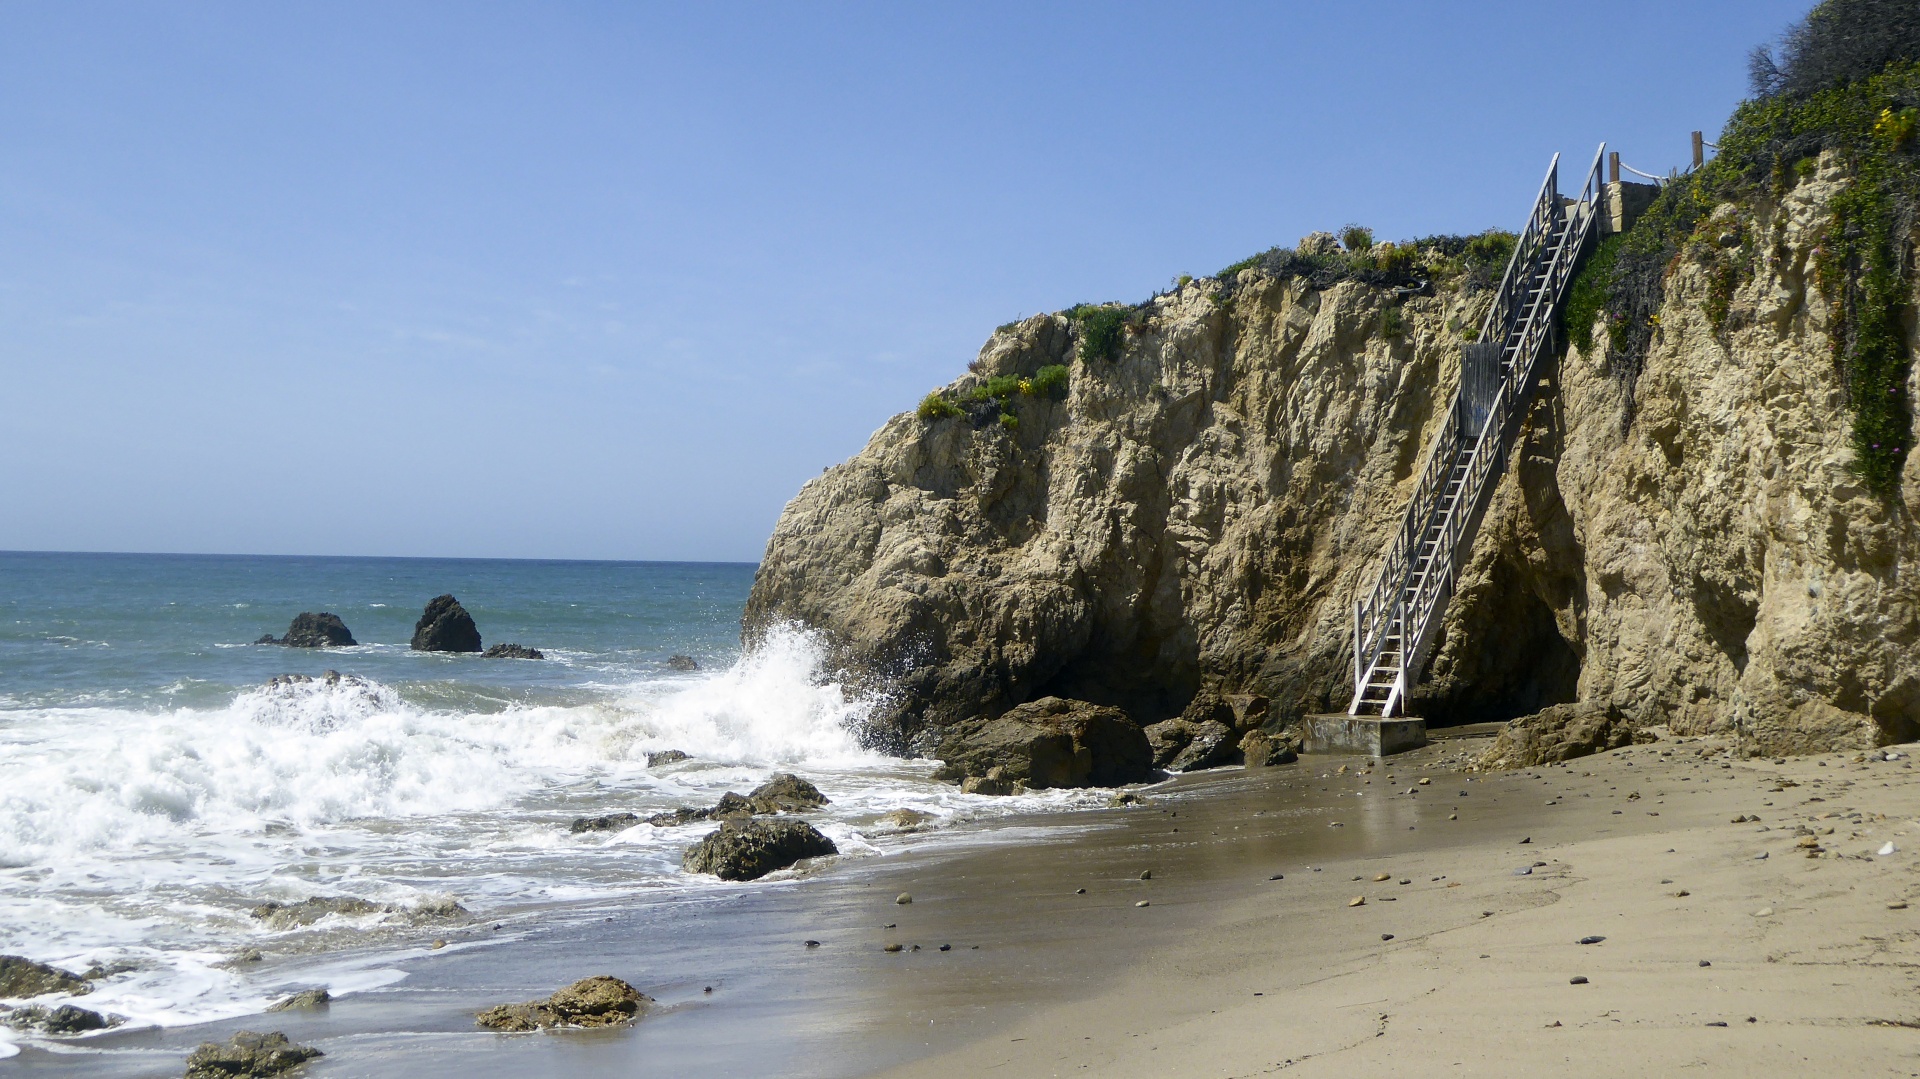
[747,163,1920,756]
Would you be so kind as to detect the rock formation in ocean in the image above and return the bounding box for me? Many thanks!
[183,1031,323,1079]
[482,643,544,659]
[681,818,838,881]
[475,976,651,1031]
[746,151,1920,757]
[255,612,356,647]
[0,955,91,999]
[410,594,482,653]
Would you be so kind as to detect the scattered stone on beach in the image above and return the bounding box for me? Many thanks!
[0,955,91,999]
[1381,934,1395,941]
[747,773,830,814]
[255,612,356,648]
[1139,870,1153,880]
[571,812,642,834]
[1135,900,1150,908]
[682,819,838,881]
[646,750,691,766]
[883,943,903,953]
[804,940,820,948]
[2,1003,117,1035]
[266,989,330,1013]
[933,697,1152,790]
[1569,976,1589,985]
[1577,936,1606,945]
[666,654,701,671]
[1699,959,1712,967]
[1372,873,1391,882]
[410,594,482,653]
[482,643,544,660]
[1107,791,1148,807]
[1348,896,1366,907]
[183,1031,323,1079]
[475,976,651,1032]
[896,893,913,905]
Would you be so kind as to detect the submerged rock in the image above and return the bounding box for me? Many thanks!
[248,895,467,930]
[1477,703,1655,769]
[874,808,933,831]
[682,819,838,881]
[255,613,356,648]
[2,1003,118,1035]
[571,812,642,834]
[666,654,700,671]
[482,643,544,659]
[183,1031,322,1079]
[410,595,481,653]
[476,975,651,1032]
[933,697,1151,790]
[645,749,691,766]
[266,989,330,1013]
[0,955,91,999]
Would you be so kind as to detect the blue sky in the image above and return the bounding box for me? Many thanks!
[0,1,1809,562]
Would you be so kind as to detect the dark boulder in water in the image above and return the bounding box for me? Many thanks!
[682,819,837,881]
[2,1003,117,1035]
[933,697,1153,790]
[475,975,651,1031]
[411,595,482,653]
[570,813,641,834]
[255,612,356,648]
[183,1031,322,1079]
[266,988,330,1012]
[666,654,700,671]
[0,955,91,999]
[482,643,544,659]
[248,895,468,930]
[645,750,691,766]
[746,773,830,814]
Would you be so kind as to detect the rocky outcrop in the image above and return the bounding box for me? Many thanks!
[743,773,830,813]
[573,775,830,835]
[1476,703,1654,769]
[1144,718,1239,772]
[682,819,838,881]
[482,643,543,659]
[746,159,1920,757]
[266,989,329,1013]
[475,976,650,1032]
[410,595,481,653]
[0,955,90,999]
[932,697,1151,789]
[1239,729,1297,768]
[255,612,356,648]
[183,1031,322,1078]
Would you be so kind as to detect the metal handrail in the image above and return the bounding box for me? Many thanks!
[1347,144,1605,717]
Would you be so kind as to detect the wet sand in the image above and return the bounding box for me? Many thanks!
[18,727,1920,1077]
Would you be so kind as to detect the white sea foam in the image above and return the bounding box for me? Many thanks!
[0,622,1092,1035]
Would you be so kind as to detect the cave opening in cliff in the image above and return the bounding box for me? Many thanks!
[1411,556,1582,728]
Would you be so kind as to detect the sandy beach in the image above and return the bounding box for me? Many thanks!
[18,727,1920,1077]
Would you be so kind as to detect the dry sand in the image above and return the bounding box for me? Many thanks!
[858,731,1920,1078]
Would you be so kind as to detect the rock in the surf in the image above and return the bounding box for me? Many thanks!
[1,1003,117,1035]
[666,654,700,671]
[266,989,330,1012]
[0,955,91,999]
[682,819,838,881]
[570,812,642,834]
[933,697,1151,790]
[249,896,386,929]
[745,773,830,814]
[482,643,543,659]
[183,1031,323,1079]
[646,750,691,766]
[475,975,652,1032]
[255,612,356,648]
[410,594,482,653]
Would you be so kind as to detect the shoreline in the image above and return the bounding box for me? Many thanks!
[14,728,1920,1076]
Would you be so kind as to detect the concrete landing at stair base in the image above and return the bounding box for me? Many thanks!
[1302,715,1428,757]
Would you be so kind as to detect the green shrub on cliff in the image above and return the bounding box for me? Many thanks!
[1069,304,1130,362]
[918,392,962,420]
[917,364,1071,425]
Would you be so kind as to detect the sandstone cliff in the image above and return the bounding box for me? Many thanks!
[745,162,1920,757]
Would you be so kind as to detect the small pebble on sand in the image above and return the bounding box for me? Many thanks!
[1381,933,1394,941]
[1569,976,1589,985]
[1348,896,1366,907]
[895,893,913,905]
[1699,960,1711,967]
[884,943,903,953]
[1135,900,1150,908]
[1139,870,1152,880]
[1373,873,1391,882]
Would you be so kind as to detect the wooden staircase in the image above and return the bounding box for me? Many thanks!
[1348,146,1606,718]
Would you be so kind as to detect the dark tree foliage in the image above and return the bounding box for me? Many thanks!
[1750,0,1920,99]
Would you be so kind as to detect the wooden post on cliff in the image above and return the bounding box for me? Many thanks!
[1609,151,1620,184]
[1692,130,1704,169]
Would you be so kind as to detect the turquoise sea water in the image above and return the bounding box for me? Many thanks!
[0,552,1103,1055]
